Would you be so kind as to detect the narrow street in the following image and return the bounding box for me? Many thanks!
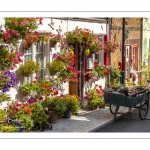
[95,104,150,132]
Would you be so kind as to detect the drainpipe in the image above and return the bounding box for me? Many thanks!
[121,18,125,84]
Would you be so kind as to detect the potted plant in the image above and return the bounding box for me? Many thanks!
[93,63,110,78]
[49,32,62,47]
[3,17,40,45]
[0,70,19,93]
[41,98,58,124]
[85,84,104,110]
[107,66,121,87]
[28,102,50,131]
[64,94,80,117]
[53,96,68,118]
[46,58,65,75]
[17,59,41,77]
[0,46,23,71]
[0,93,11,104]
[104,39,119,54]
[23,31,42,50]
[19,82,37,97]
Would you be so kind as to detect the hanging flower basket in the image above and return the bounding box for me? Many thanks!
[50,40,57,47]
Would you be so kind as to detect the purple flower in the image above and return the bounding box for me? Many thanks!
[0,70,19,93]
[50,79,53,82]
[52,53,57,59]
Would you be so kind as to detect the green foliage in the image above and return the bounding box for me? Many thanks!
[17,114,33,130]
[41,98,54,109]
[109,66,121,86]
[0,92,11,103]
[17,59,40,76]
[0,123,18,132]
[93,64,107,78]
[46,58,65,75]
[29,102,49,130]
[65,95,80,115]
[19,82,36,93]
[0,109,6,121]
[53,97,67,117]
[88,89,101,108]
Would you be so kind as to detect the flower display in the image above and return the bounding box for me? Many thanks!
[104,39,119,54]
[85,84,104,109]
[64,27,104,55]
[23,31,42,50]
[17,59,41,77]
[0,70,19,93]
[49,32,62,43]
[108,66,121,86]
[3,17,41,45]
[93,63,110,78]
[0,46,23,71]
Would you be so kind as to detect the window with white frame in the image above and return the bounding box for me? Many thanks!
[94,34,104,65]
[23,38,46,83]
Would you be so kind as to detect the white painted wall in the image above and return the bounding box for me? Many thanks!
[0,17,107,105]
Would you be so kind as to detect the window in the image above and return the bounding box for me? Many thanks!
[95,34,104,65]
[23,37,47,83]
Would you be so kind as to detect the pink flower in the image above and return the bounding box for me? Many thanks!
[13,21,18,26]
[5,27,10,32]
[11,30,17,35]
[16,32,20,37]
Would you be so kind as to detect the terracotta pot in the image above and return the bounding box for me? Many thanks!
[50,40,57,47]
[89,105,99,110]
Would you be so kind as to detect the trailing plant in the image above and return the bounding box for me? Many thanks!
[3,17,41,45]
[0,92,11,103]
[17,59,41,77]
[104,39,119,54]
[0,46,23,70]
[0,70,19,93]
[49,32,62,43]
[0,109,6,120]
[46,58,65,75]
[93,63,110,78]
[23,31,42,50]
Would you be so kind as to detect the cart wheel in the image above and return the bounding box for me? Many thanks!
[110,104,119,114]
[139,100,149,120]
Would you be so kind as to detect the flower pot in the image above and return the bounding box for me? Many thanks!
[63,109,72,118]
[50,40,57,47]
[17,126,24,132]
[89,103,99,110]
[47,111,58,124]
[99,103,106,108]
